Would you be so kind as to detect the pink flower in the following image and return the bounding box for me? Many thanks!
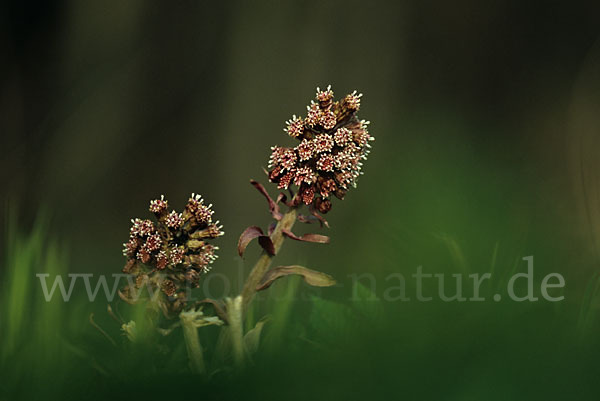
[319,179,337,198]
[320,110,337,130]
[165,211,183,229]
[316,154,335,172]
[294,166,316,186]
[316,85,333,102]
[301,185,315,205]
[156,251,169,270]
[269,146,297,171]
[144,233,162,252]
[343,90,362,111]
[296,139,315,161]
[122,238,140,257]
[278,170,295,190]
[306,102,320,126]
[334,128,353,146]
[170,247,185,265]
[149,195,168,214]
[137,249,151,264]
[186,193,213,223]
[138,220,155,236]
[285,115,304,138]
[314,134,334,153]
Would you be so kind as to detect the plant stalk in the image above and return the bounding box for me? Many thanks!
[225,296,245,368]
[180,313,206,374]
[241,207,297,312]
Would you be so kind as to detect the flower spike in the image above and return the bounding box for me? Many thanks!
[267,85,374,215]
[120,194,223,313]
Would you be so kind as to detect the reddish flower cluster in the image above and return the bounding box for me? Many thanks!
[268,86,373,213]
[121,194,223,305]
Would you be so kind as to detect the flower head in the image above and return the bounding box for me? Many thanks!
[269,146,297,171]
[149,195,168,215]
[267,86,374,213]
[314,134,334,154]
[143,233,162,252]
[343,90,362,111]
[121,194,224,312]
[165,211,183,229]
[316,85,333,103]
[296,139,315,161]
[285,115,304,138]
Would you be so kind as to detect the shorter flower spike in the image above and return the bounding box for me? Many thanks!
[120,194,224,314]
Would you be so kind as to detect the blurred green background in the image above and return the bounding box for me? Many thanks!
[2,1,600,400]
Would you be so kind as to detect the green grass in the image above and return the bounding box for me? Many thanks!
[0,209,70,396]
[1,205,600,401]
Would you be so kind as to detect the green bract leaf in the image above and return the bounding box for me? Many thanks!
[281,229,330,244]
[256,265,336,291]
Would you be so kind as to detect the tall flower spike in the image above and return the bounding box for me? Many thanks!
[120,194,224,314]
[267,85,374,213]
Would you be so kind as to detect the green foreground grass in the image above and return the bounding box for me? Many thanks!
[2,208,600,401]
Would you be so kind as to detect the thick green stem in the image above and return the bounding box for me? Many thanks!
[180,313,206,374]
[241,208,297,313]
[225,296,245,368]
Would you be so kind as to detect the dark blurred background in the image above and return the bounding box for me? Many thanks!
[4,1,600,399]
[2,0,600,312]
